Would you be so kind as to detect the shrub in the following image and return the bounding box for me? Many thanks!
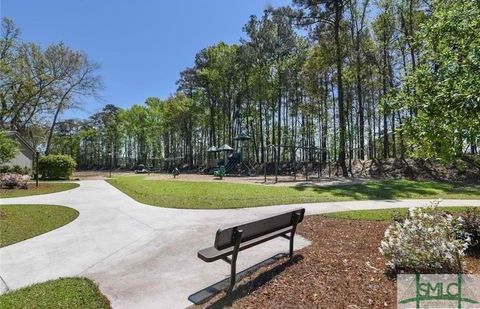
[39,155,76,180]
[21,166,31,175]
[379,200,469,273]
[0,165,30,175]
[9,165,21,174]
[11,165,23,174]
[1,173,29,189]
[459,208,480,251]
[0,165,10,174]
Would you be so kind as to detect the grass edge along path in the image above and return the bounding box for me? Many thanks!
[0,182,79,198]
[0,204,79,247]
[323,206,479,221]
[0,277,110,309]
[107,176,480,209]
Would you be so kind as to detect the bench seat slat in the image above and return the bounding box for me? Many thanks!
[198,226,293,262]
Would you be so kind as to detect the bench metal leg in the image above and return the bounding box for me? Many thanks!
[227,229,243,294]
[289,232,295,258]
[289,214,300,261]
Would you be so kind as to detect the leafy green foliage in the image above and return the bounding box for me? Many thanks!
[399,0,480,160]
[0,165,30,175]
[39,155,77,180]
[0,131,17,165]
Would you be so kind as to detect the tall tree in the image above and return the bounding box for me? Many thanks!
[45,45,102,154]
[294,0,349,176]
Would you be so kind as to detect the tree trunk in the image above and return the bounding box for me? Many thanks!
[334,0,348,177]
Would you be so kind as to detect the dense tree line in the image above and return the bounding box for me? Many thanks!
[2,0,478,172]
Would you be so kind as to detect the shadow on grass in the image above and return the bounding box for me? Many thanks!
[291,180,471,200]
[189,254,303,308]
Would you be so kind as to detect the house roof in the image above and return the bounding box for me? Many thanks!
[6,131,36,153]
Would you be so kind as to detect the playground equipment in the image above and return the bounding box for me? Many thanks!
[206,146,219,172]
[164,156,184,174]
[135,164,149,174]
[206,133,255,177]
[217,144,234,166]
[263,145,331,183]
[233,133,255,175]
[213,166,226,179]
[225,152,240,173]
[217,144,234,152]
[172,167,180,178]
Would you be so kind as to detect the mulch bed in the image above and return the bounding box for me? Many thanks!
[193,217,480,308]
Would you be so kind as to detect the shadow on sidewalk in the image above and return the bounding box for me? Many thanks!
[188,253,303,308]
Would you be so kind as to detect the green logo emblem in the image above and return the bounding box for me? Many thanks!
[398,274,480,309]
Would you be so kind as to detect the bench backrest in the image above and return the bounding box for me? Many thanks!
[214,208,305,250]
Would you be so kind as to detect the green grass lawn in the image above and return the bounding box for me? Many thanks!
[107,177,480,209]
[0,205,79,247]
[0,277,110,309]
[0,182,79,198]
[323,206,478,221]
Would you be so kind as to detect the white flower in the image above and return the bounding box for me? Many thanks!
[379,200,467,272]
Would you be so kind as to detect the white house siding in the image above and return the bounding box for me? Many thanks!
[4,132,35,170]
[6,146,34,169]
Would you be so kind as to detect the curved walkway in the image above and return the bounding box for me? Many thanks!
[1,180,479,308]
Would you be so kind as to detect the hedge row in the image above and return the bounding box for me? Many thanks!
[39,155,76,180]
[0,165,30,175]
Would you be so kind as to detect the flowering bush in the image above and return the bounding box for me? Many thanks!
[459,207,480,251]
[379,200,470,273]
[0,173,29,189]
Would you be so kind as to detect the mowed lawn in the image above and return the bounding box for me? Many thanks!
[0,182,79,198]
[323,206,477,221]
[0,278,110,309]
[107,177,480,209]
[0,205,79,247]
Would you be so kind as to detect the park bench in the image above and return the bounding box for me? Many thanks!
[197,208,305,293]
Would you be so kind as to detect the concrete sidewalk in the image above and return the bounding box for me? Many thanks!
[1,180,479,308]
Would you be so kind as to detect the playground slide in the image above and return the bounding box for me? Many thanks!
[225,157,239,173]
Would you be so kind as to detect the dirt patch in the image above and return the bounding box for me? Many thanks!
[193,217,480,308]
[72,171,111,180]
[350,157,480,183]
[134,173,370,187]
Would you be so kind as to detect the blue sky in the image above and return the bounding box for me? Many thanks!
[1,0,290,118]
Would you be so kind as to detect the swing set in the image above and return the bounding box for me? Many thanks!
[263,145,331,184]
